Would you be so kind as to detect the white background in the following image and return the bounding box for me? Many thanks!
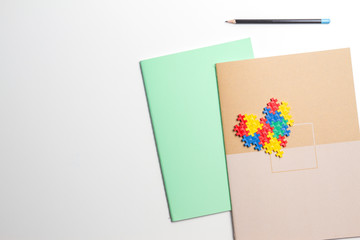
[1,0,359,239]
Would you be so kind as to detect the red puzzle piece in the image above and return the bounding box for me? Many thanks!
[256,118,273,145]
[234,123,249,137]
[237,114,247,123]
[266,98,280,114]
[258,135,270,145]
[278,135,288,147]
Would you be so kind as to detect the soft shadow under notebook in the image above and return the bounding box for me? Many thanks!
[140,39,254,221]
[216,49,360,239]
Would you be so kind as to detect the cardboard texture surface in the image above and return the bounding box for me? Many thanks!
[216,49,360,240]
[217,48,359,155]
[140,39,254,221]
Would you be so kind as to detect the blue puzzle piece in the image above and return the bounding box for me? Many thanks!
[282,128,291,137]
[241,135,252,147]
[262,107,272,116]
[254,142,263,151]
[242,133,261,148]
[266,111,284,126]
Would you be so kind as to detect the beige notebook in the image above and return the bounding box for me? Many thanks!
[216,48,360,240]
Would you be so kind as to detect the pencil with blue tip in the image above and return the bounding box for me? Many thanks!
[225,19,331,24]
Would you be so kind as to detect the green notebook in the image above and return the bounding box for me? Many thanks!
[140,39,254,221]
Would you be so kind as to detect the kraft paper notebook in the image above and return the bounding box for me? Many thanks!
[216,48,360,240]
[140,39,254,221]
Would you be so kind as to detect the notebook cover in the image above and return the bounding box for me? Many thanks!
[216,48,360,239]
[140,39,254,221]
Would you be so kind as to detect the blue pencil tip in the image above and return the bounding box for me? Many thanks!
[321,19,331,24]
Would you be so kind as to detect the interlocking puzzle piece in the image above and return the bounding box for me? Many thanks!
[263,145,273,154]
[266,98,280,114]
[257,130,271,141]
[285,117,294,126]
[282,127,291,137]
[259,117,273,131]
[262,107,272,116]
[263,141,276,154]
[265,110,283,126]
[234,123,249,137]
[234,98,293,158]
[270,117,289,138]
[241,135,252,147]
[251,133,262,151]
[234,114,250,137]
[237,114,247,123]
[257,118,273,145]
[278,101,290,114]
[263,132,282,155]
[278,135,288,147]
[275,149,284,158]
[258,135,271,145]
[242,133,261,148]
[267,131,274,138]
[254,142,263,151]
[278,101,294,126]
[272,127,283,138]
[244,114,263,136]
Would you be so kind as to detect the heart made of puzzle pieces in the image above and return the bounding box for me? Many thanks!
[233,98,294,158]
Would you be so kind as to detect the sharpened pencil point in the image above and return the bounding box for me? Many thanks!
[225,19,236,24]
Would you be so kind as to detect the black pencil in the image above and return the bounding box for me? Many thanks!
[225,19,330,24]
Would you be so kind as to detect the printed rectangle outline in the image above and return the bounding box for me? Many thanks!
[270,123,319,173]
